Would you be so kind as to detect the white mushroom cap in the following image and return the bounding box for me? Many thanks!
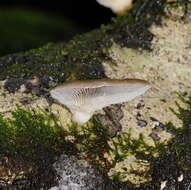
[50,78,151,124]
[96,0,133,15]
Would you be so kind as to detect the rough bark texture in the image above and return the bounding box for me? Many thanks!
[0,1,191,189]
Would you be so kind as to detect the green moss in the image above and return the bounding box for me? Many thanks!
[0,106,70,160]
[110,131,166,166]
[0,1,191,187]
[0,106,166,177]
[1,93,191,187]
[0,0,170,82]
[0,106,155,175]
[0,0,188,83]
[166,94,191,158]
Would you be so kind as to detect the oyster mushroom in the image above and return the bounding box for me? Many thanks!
[96,0,133,15]
[50,78,151,124]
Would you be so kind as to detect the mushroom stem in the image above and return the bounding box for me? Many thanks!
[71,110,93,125]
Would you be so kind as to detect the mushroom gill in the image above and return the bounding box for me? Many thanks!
[50,78,151,124]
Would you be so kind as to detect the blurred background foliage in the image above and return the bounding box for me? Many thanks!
[0,0,113,56]
[0,8,86,56]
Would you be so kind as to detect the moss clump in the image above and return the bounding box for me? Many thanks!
[1,93,191,189]
[110,131,166,165]
[166,94,191,167]
[0,106,77,189]
[0,106,74,161]
[64,118,112,171]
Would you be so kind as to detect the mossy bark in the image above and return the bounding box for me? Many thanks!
[0,1,191,189]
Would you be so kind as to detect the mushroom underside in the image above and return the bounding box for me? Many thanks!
[50,82,150,124]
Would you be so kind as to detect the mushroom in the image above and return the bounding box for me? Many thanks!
[50,78,151,124]
[96,0,133,15]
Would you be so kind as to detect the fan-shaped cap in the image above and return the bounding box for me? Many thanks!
[50,78,151,124]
